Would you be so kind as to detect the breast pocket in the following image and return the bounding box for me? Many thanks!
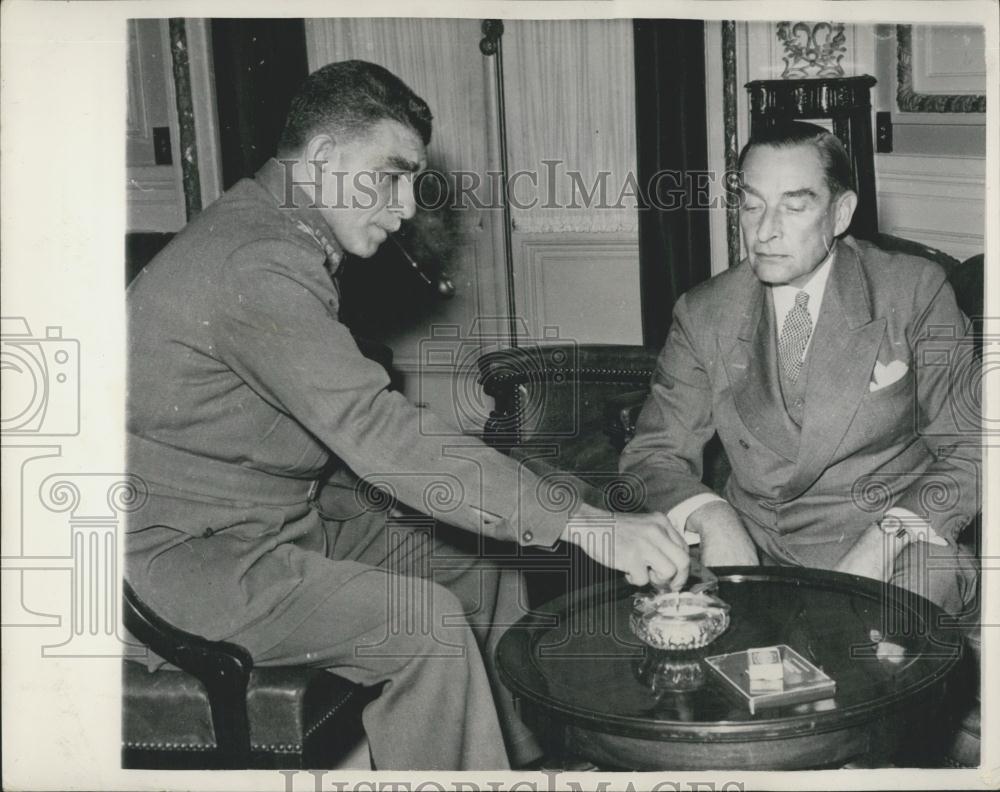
[850,368,916,445]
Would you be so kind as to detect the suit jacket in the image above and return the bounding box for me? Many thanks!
[620,236,979,568]
[125,162,567,642]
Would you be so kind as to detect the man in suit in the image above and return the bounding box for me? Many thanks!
[126,60,690,770]
[621,122,979,615]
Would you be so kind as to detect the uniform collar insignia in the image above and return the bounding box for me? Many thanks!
[256,158,345,274]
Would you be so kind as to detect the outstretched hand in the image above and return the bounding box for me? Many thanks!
[562,503,691,590]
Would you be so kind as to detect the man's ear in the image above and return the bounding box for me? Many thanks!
[832,189,858,236]
[303,133,339,176]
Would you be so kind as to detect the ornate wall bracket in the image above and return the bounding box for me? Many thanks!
[777,21,846,79]
[896,25,986,113]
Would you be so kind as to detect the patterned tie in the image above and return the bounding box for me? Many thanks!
[778,291,812,382]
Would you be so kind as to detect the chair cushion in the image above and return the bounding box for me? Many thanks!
[123,661,367,754]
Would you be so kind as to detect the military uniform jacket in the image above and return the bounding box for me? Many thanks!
[126,163,566,643]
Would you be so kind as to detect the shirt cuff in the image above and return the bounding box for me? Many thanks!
[884,507,949,546]
[668,493,727,546]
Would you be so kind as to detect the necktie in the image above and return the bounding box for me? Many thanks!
[779,291,812,382]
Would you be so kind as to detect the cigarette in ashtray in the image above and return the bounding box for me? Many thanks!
[630,590,731,651]
[747,646,784,681]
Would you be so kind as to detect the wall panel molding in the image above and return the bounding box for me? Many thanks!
[879,225,983,258]
[517,234,642,344]
[126,166,185,232]
[126,20,150,139]
[876,153,985,193]
[876,153,984,259]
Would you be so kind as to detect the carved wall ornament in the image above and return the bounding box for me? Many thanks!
[777,21,847,79]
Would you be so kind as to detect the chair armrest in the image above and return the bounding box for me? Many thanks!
[603,389,650,451]
[123,581,253,762]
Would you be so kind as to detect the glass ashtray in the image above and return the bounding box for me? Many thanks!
[634,651,707,694]
[630,590,731,651]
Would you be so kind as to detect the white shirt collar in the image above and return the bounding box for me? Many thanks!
[771,245,835,333]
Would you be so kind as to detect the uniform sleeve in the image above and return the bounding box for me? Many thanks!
[620,293,719,513]
[212,239,569,547]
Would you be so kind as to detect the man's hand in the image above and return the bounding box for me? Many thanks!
[686,500,759,567]
[834,523,910,582]
[561,503,690,590]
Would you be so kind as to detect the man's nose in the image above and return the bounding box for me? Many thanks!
[755,206,780,242]
[390,176,417,222]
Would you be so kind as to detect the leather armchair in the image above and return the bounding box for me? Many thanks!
[122,234,384,770]
[478,343,729,492]
[478,343,657,473]
[122,582,374,769]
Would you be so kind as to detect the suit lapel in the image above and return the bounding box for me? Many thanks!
[782,239,886,499]
[721,269,800,462]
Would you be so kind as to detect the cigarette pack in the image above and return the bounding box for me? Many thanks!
[747,646,784,681]
[704,644,836,714]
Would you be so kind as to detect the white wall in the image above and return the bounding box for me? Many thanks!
[126,19,185,232]
[126,19,221,232]
[873,24,985,259]
[703,20,986,266]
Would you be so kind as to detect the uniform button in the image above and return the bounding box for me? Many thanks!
[522,530,534,543]
[739,439,750,449]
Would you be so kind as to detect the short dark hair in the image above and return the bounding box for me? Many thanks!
[737,121,854,197]
[278,60,433,154]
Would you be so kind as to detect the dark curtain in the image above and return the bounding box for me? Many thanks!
[633,19,711,349]
[211,19,309,189]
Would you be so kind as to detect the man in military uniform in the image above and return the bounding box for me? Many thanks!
[127,60,690,769]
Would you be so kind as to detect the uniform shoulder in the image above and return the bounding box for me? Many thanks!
[205,181,329,275]
[210,180,322,255]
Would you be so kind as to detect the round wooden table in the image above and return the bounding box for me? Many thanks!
[496,566,963,770]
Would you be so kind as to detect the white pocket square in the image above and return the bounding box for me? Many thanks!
[869,359,908,392]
